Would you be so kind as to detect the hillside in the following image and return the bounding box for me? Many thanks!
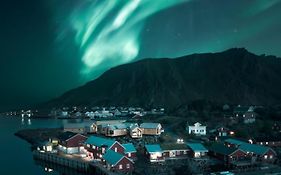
[45,48,281,111]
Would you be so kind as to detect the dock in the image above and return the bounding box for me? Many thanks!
[33,150,117,175]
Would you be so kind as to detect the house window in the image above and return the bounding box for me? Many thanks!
[119,164,123,169]
[264,155,268,159]
[128,152,131,157]
[115,147,117,152]
[93,145,96,149]
[126,163,130,169]
[270,155,273,159]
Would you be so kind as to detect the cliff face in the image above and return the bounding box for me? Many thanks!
[45,48,281,110]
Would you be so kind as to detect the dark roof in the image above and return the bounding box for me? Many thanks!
[103,149,124,166]
[85,136,115,147]
[225,138,246,145]
[239,143,273,155]
[209,143,241,156]
[122,143,136,153]
[145,144,162,153]
[161,143,189,150]
[187,143,208,152]
[58,131,78,141]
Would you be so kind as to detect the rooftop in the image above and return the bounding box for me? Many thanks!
[209,143,241,156]
[85,136,115,147]
[239,143,272,155]
[225,138,246,146]
[103,149,124,165]
[122,143,136,153]
[160,143,189,150]
[187,143,208,152]
[140,123,161,129]
[145,144,162,153]
[58,131,79,141]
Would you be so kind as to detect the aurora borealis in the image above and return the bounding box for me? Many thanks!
[67,0,188,75]
[1,0,281,111]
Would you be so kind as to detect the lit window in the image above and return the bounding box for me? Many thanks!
[93,145,96,149]
[126,164,130,169]
[115,147,117,152]
[119,165,123,169]
[128,153,131,157]
[270,155,273,159]
[264,155,268,159]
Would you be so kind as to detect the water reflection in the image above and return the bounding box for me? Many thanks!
[34,159,90,175]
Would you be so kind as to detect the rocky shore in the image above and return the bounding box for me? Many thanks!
[15,128,64,146]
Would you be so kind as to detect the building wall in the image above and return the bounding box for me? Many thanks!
[112,157,134,173]
[60,134,87,148]
[130,128,142,138]
[162,150,189,159]
[188,126,206,135]
[142,128,161,135]
[106,128,127,137]
[126,152,137,160]
[109,142,125,154]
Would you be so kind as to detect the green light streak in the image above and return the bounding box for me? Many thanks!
[70,0,188,75]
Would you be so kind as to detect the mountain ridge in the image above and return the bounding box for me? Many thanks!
[44,48,281,111]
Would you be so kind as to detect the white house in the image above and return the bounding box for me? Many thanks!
[188,122,206,135]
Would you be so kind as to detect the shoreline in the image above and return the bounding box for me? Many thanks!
[15,128,64,146]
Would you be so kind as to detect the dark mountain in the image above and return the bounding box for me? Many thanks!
[45,48,281,110]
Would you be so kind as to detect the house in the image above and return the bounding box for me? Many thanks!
[209,126,235,141]
[239,143,276,162]
[122,143,137,160]
[85,136,124,160]
[187,122,207,135]
[129,124,143,138]
[209,143,249,166]
[225,138,277,162]
[233,105,256,124]
[37,141,53,152]
[57,131,88,154]
[103,149,134,173]
[187,143,208,158]
[140,123,164,136]
[242,111,256,124]
[92,120,126,133]
[233,105,254,117]
[105,123,128,137]
[161,143,190,160]
[144,144,164,162]
[63,123,86,134]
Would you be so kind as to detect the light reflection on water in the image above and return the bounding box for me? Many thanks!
[0,115,92,175]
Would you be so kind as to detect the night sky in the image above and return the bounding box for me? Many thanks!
[1,0,281,111]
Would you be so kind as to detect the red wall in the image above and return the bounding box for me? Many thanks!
[109,142,125,154]
[112,157,134,173]
[64,134,87,147]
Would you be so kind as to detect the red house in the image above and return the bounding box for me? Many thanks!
[85,136,123,159]
[209,143,249,166]
[103,149,134,173]
[122,143,137,160]
[57,131,88,154]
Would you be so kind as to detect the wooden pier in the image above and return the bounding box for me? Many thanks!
[33,150,117,175]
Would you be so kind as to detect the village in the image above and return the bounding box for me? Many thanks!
[22,104,281,175]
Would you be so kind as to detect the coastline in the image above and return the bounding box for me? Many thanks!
[14,128,63,146]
